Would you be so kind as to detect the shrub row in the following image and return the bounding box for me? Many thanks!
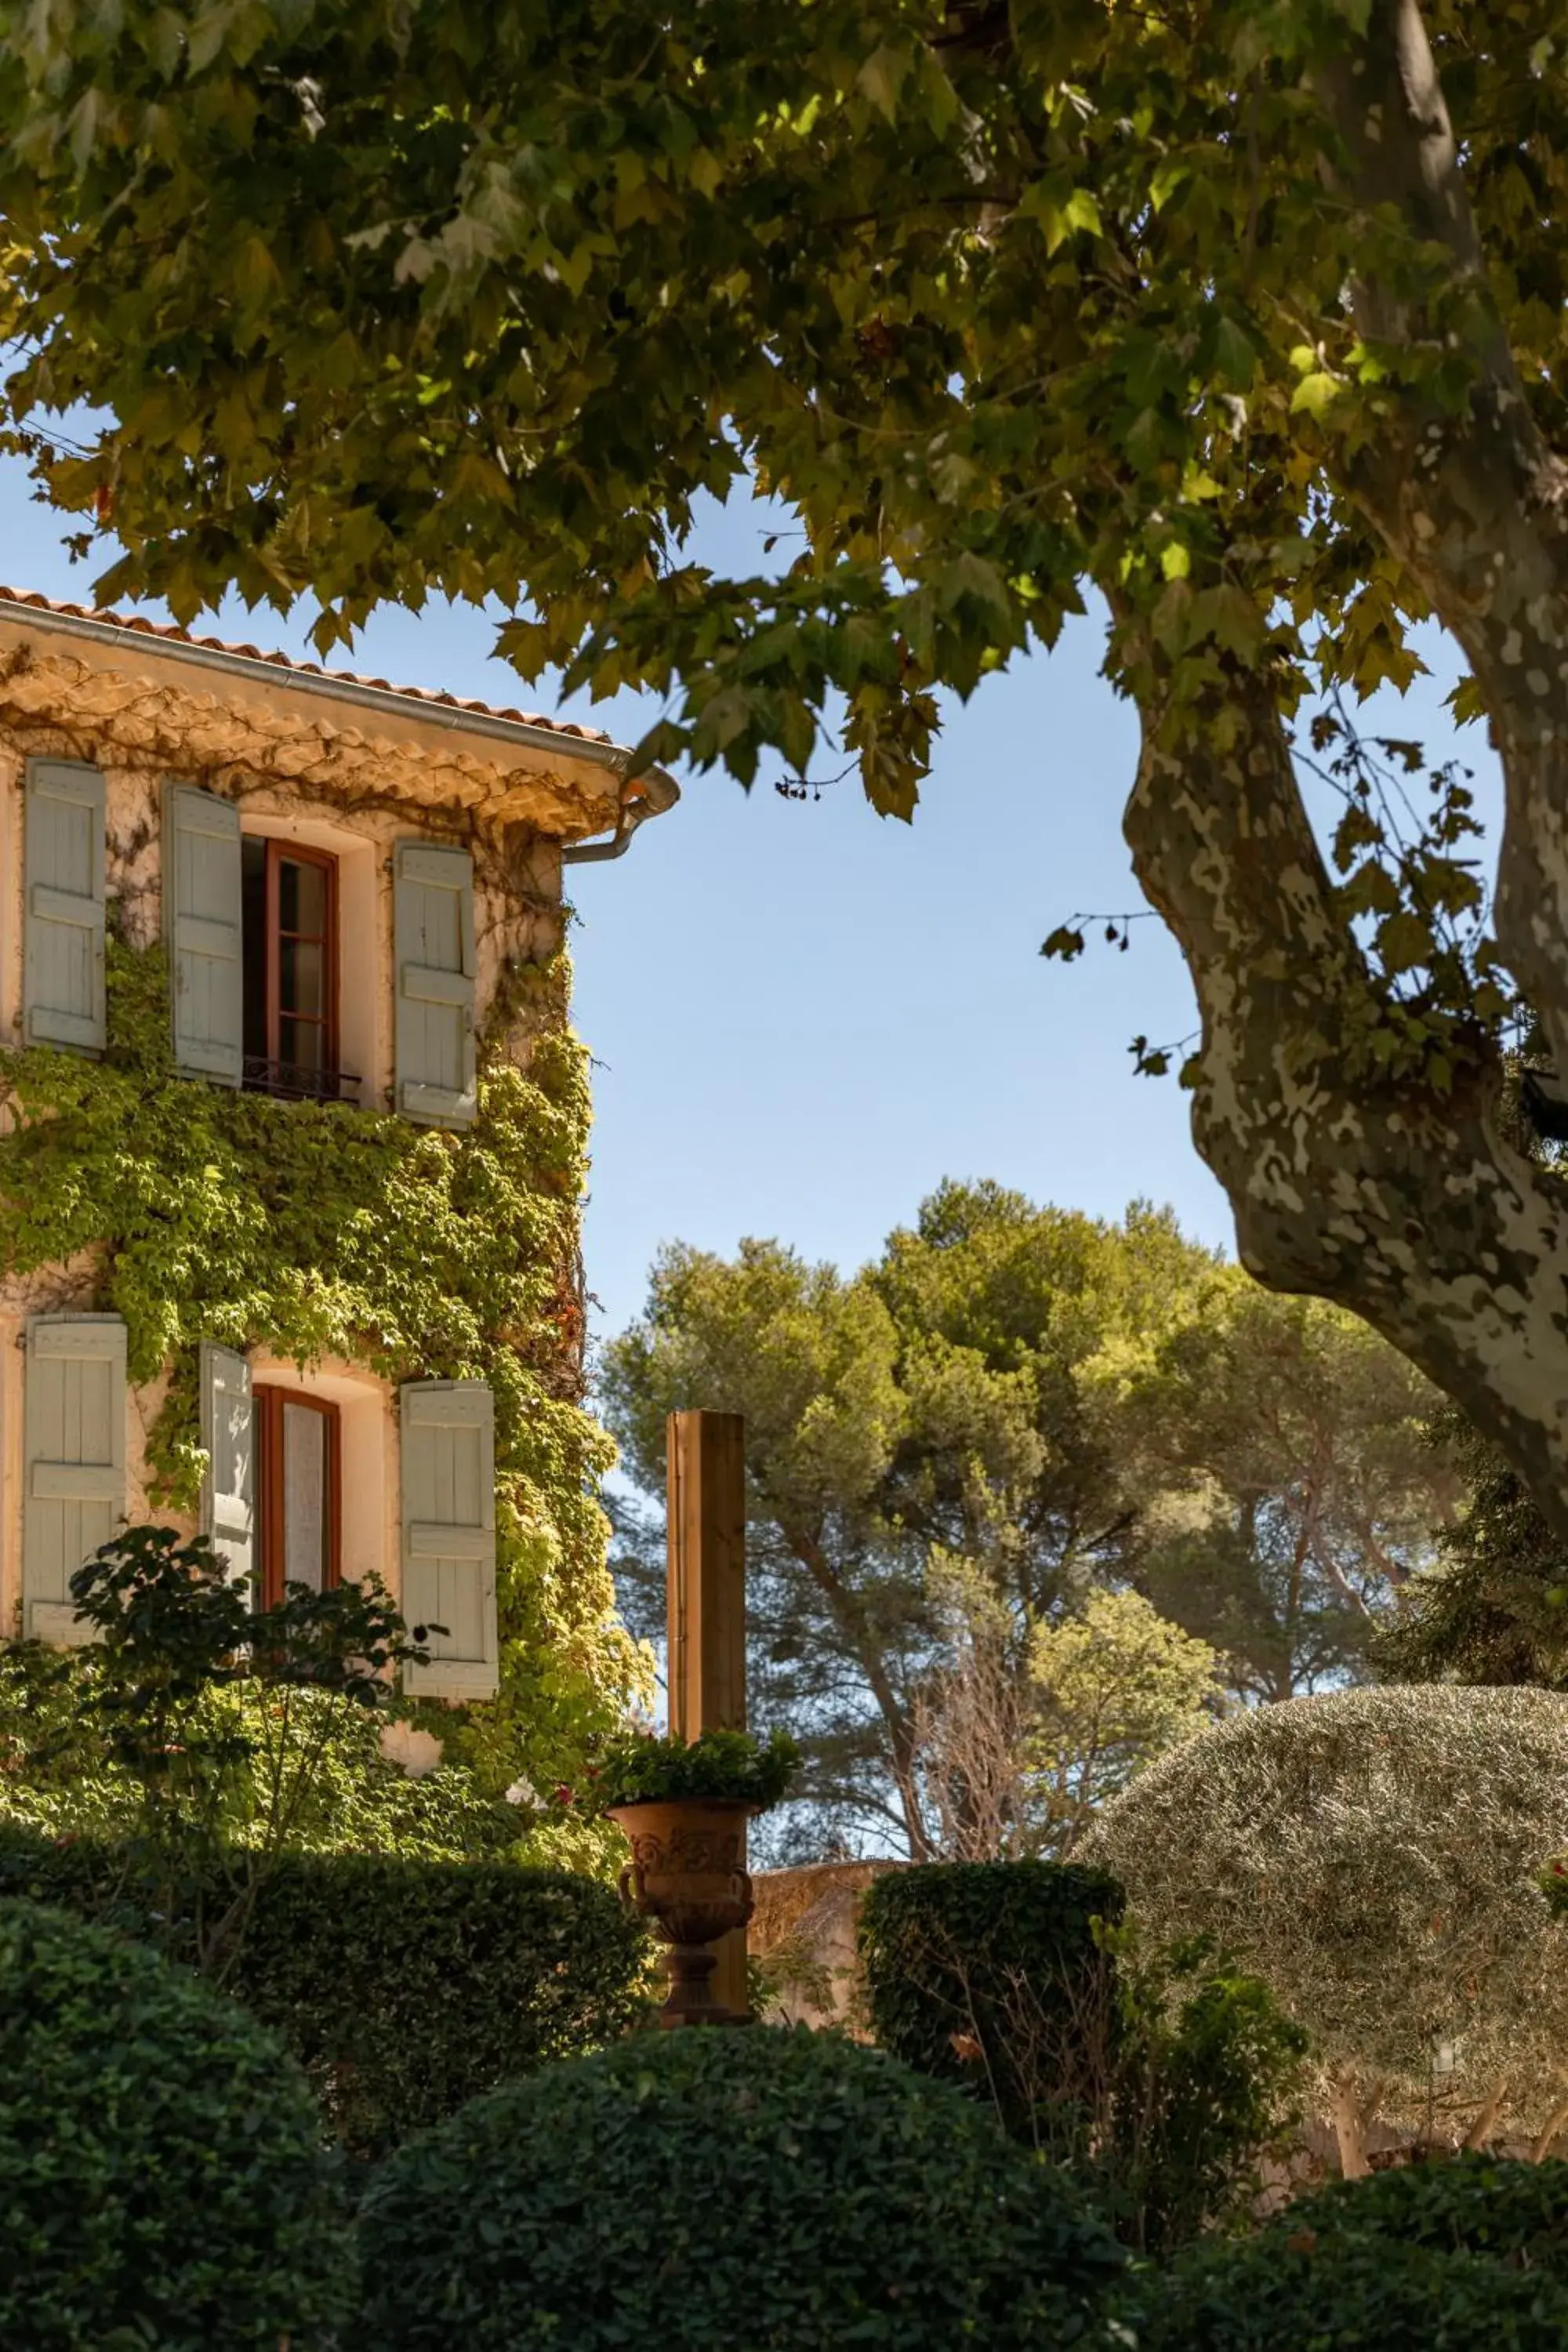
[0,1825,650,2155]
[19,1853,1568,2352]
[4,1895,1127,2352]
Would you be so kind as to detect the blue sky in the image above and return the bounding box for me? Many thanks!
[0,461,1495,1355]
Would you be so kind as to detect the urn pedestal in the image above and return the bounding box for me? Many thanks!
[608,1796,757,2027]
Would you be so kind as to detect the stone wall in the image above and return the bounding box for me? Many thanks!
[750,1861,902,2031]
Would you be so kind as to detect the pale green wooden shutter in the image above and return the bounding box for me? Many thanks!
[23,1314,126,1644]
[394,843,477,1128]
[24,758,106,1054]
[200,1341,253,1589]
[165,784,243,1083]
[400,1380,497,1697]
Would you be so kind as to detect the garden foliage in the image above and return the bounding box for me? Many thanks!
[1084,1685,1568,2144]
[59,1524,432,1976]
[0,1826,649,2157]
[0,1897,354,2352]
[358,2023,1126,2350]
[590,1723,801,1809]
[859,1859,1303,2252]
[1137,2156,1568,2352]
[859,1858,1123,2124]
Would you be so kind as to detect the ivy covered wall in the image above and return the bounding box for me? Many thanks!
[0,645,651,1849]
[0,930,647,1828]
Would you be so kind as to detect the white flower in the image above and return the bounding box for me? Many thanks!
[505,1777,539,1808]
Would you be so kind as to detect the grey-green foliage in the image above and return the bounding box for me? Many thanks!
[0,1897,354,2352]
[358,2023,1127,2351]
[1083,1684,1568,2137]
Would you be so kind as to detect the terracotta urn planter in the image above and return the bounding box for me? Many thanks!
[608,1795,757,2027]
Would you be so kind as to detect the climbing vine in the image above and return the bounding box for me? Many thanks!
[0,930,647,1831]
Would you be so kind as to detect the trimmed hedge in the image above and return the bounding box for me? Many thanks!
[1137,2234,1568,2351]
[858,1859,1124,2133]
[358,2023,1127,2350]
[1269,2155,1568,2272]
[0,1827,651,2155]
[0,1898,353,2352]
[1136,2156,1568,2350]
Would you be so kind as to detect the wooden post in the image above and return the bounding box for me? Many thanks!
[666,1410,748,2017]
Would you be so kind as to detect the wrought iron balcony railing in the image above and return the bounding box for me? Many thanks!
[241,1056,363,1107]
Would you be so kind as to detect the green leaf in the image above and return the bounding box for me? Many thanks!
[1290,372,1342,422]
[856,45,911,120]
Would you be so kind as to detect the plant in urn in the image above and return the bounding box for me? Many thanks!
[595,1727,800,2027]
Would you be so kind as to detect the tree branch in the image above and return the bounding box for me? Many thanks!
[1123,648,1568,1539]
[1313,0,1568,1073]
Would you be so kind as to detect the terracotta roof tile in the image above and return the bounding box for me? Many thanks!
[0,584,617,748]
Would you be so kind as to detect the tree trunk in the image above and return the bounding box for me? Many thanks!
[782,1521,934,1860]
[1530,2090,1568,2162]
[1463,2079,1510,2152]
[1116,1,1568,1544]
[1330,2072,1374,2179]
[1123,655,1568,1541]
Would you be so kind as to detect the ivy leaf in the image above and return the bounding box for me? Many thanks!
[1290,372,1343,422]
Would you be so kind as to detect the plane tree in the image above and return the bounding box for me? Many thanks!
[7,3,1568,1517]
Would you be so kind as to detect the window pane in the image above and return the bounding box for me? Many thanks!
[278,1014,325,1076]
[281,1403,328,1592]
[241,837,268,1061]
[279,857,328,938]
[280,938,325,1019]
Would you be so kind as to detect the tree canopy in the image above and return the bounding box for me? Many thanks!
[1114,1271,1457,1699]
[1378,1411,1568,1688]
[603,1180,1452,1856]
[604,1183,1214,1856]
[6,2,1568,1519]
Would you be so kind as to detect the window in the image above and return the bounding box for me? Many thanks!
[241,837,354,1101]
[256,1385,341,1607]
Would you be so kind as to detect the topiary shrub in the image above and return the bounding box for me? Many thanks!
[858,1858,1124,2131]
[1265,2154,1568,2273]
[358,2023,1127,2350]
[1134,2232,1568,2352]
[1083,1685,1568,2161]
[0,1826,651,2155]
[233,1848,651,2154]
[0,1898,353,2352]
[1131,2154,1568,2350]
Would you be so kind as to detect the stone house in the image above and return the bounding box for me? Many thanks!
[0,585,676,1698]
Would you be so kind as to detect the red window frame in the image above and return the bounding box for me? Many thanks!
[256,1385,342,1609]
[260,838,339,1076]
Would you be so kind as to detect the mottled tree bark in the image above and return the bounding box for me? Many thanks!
[1123,0,1568,1537]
